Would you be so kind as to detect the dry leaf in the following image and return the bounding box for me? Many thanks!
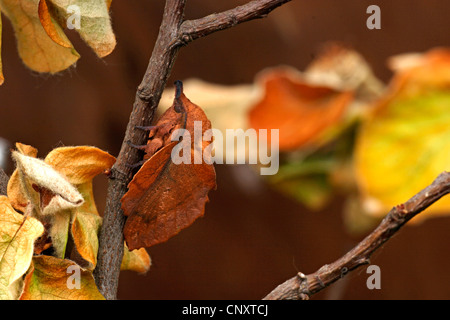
[38,0,72,48]
[20,255,104,300]
[7,144,115,268]
[121,245,151,274]
[0,196,44,299]
[11,151,84,216]
[355,48,450,222]
[304,43,385,100]
[47,210,71,258]
[71,211,102,270]
[248,67,354,151]
[45,146,116,185]
[7,143,38,211]
[121,82,217,250]
[0,0,80,73]
[44,0,116,57]
[0,0,115,82]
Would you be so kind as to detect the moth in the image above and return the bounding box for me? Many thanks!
[121,81,217,250]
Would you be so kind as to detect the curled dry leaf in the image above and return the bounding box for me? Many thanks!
[45,145,116,185]
[248,67,354,151]
[0,0,80,74]
[0,196,44,299]
[121,82,217,250]
[38,0,72,48]
[7,143,38,211]
[7,143,116,268]
[70,211,102,270]
[20,255,104,300]
[121,245,151,274]
[46,146,116,219]
[355,48,450,222]
[0,0,115,83]
[47,210,71,258]
[40,0,116,58]
[11,151,84,216]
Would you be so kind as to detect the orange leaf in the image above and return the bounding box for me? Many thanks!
[248,68,353,151]
[38,0,72,48]
[121,82,216,250]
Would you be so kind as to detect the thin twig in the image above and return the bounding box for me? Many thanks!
[179,0,291,44]
[263,171,450,300]
[94,0,292,300]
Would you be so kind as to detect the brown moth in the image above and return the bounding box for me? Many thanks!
[121,81,217,250]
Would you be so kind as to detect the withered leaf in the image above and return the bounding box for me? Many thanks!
[20,255,104,300]
[121,83,216,250]
[248,68,353,151]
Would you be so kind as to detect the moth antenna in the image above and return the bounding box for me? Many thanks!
[174,80,183,99]
[125,160,146,169]
[126,140,147,151]
[173,80,188,129]
[134,125,158,131]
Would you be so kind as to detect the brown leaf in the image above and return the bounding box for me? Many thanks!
[248,68,353,151]
[121,82,216,250]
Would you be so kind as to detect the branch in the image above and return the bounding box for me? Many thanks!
[94,0,292,300]
[263,171,450,300]
[179,0,291,43]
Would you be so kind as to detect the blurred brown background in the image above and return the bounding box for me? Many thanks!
[1,0,450,299]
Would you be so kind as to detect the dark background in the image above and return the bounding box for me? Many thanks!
[1,0,449,299]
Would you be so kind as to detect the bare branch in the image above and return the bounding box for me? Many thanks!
[95,0,292,300]
[179,0,291,43]
[264,171,450,300]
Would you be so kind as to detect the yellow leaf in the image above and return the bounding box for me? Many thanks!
[71,211,102,270]
[355,48,450,222]
[15,143,38,158]
[0,196,44,300]
[48,209,71,258]
[75,181,100,216]
[45,146,116,185]
[8,144,115,270]
[46,0,116,57]
[121,244,151,274]
[20,255,104,300]
[0,0,79,73]
[45,145,115,220]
